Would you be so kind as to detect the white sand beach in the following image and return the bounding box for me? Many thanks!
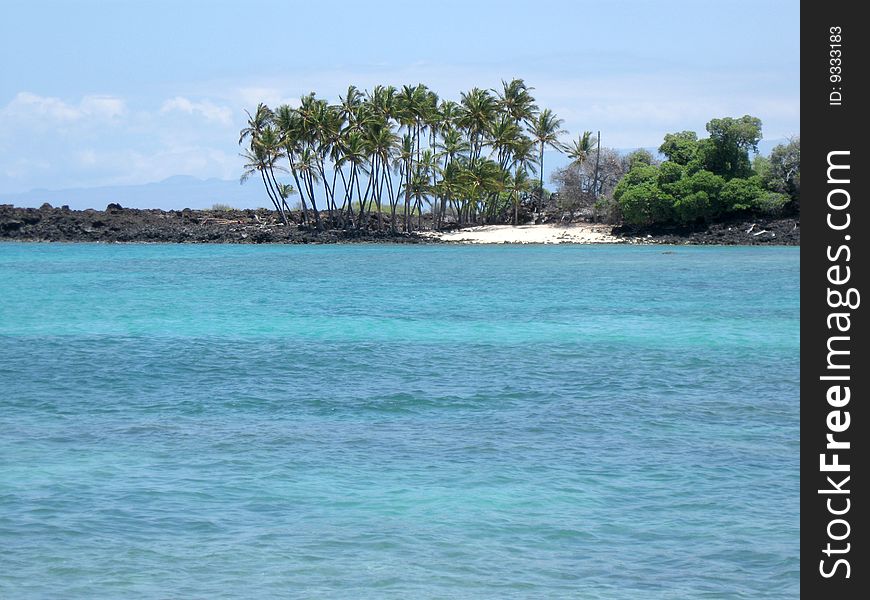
[425,223,620,244]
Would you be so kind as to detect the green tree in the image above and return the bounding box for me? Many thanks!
[671,170,725,223]
[719,177,765,212]
[699,115,762,179]
[613,164,673,225]
[658,131,698,165]
[656,161,685,194]
[615,180,674,225]
[626,149,654,170]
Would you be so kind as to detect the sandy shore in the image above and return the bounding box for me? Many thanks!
[425,223,620,244]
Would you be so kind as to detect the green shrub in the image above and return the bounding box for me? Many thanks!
[719,178,764,212]
[674,191,712,224]
[617,181,674,225]
[657,161,685,193]
[753,191,791,214]
[658,131,699,165]
[614,165,658,199]
[626,149,655,170]
[610,115,796,226]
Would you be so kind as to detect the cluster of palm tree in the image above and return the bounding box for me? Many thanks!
[239,79,582,232]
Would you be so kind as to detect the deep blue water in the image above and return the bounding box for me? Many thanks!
[0,243,799,598]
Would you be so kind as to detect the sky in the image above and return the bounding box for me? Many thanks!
[0,0,799,197]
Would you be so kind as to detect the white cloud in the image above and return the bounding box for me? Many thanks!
[81,96,126,119]
[160,96,233,125]
[0,91,242,193]
[5,92,82,120]
[1,92,126,122]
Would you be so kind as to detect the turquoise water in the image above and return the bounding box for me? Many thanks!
[0,243,799,598]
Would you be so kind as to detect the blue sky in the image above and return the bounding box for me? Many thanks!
[1,0,799,196]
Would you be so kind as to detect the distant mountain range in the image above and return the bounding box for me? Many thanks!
[0,140,790,211]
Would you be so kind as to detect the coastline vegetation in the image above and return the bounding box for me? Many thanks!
[240,82,799,234]
[239,80,565,232]
[609,118,800,226]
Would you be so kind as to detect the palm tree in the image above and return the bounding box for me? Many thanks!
[435,160,463,227]
[258,126,290,219]
[509,135,538,176]
[339,85,363,129]
[240,145,287,224]
[438,99,460,130]
[458,87,497,167]
[394,133,414,231]
[335,129,369,228]
[564,130,597,190]
[495,78,538,126]
[273,104,316,228]
[507,168,532,226]
[294,147,323,230]
[367,85,397,121]
[297,94,341,226]
[529,108,566,216]
[238,103,292,225]
[362,116,398,231]
[434,124,468,229]
[458,158,504,224]
[395,86,420,231]
[315,103,345,225]
[507,136,538,225]
[276,183,298,221]
[239,103,273,147]
[488,115,522,171]
[415,148,438,229]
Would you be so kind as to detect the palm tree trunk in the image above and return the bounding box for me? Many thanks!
[336,166,350,228]
[593,131,601,201]
[404,164,411,233]
[385,166,397,233]
[538,143,545,221]
[358,167,375,230]
[264,166,289,225]
[417,194,423,230]
[439,194,448,230]
[259,170,284,222]
[287,154,310,228]
[370,158,382,231]
[304,173,323,230]
[316,162,334,227]
[345,167,358,229]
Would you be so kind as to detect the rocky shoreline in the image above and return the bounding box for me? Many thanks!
[0,204,430,244]
[1,204,798,245]
[612,214,799,245]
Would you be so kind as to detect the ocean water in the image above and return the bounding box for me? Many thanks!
[0,243,799,599]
